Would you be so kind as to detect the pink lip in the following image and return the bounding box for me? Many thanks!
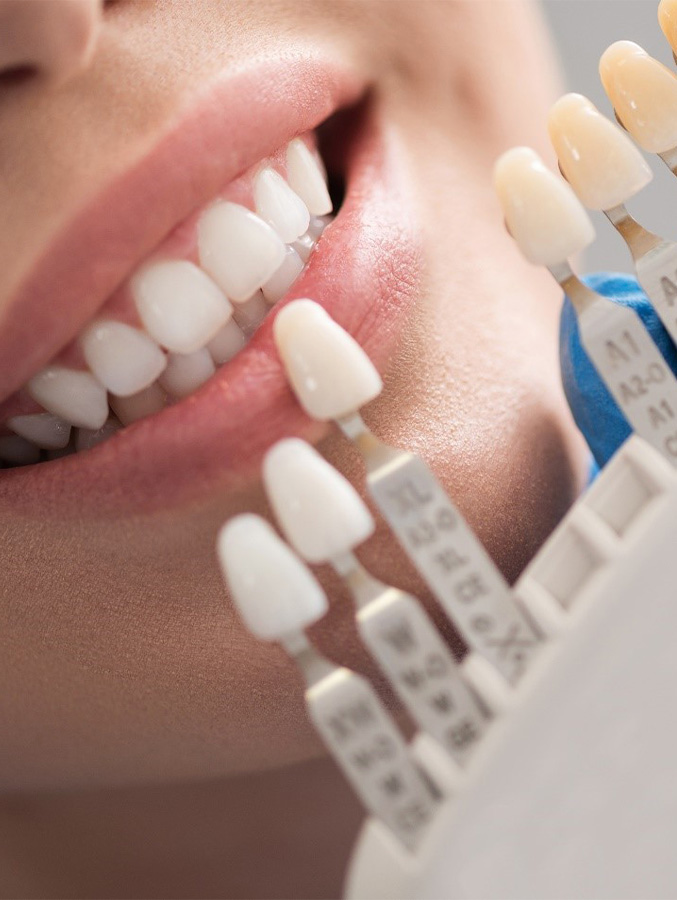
[0,54,422,514]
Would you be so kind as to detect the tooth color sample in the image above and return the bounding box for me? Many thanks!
[159,348,215,399]
[207,319,246,364]
[274,300,383,420]
[0,435,41,465]
[659,0,677,54]
[8,412,71,449]
[548,93,652,209]
[27,366,109,430]
[197,201,286,303]
[80,320,167,397]
[109,382,167,426]
[494,147,595,266]
[254,167,310,243]
[132,260,233,355]
[286,139,333,217]
[263,438,375,563]
[217,514,328,640]
[600,42,677,153]
[75,417,122,452]
[262,246,304,304]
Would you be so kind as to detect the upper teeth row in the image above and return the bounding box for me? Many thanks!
[3,138,332,463]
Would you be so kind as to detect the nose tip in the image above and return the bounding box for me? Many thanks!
[0,0,102,87]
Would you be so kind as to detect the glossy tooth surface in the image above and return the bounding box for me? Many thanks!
[132,260,233,355]
[81,320,166,397]
[548,93,652,209]
[7,412,71,449]
[659,0,677,54]
[232,291,269,335]
[75,417,122,452]
[291,233,315,263]
[494,147,595,266]
[600,42,677,153]
[307,215,331,241]
[109,382,167,425]
[27,366,109,430]
[263,438,374,563]
[198,201,286,303]
[217,514,328,641]
[0,435,40,465]
[254,167,310,243]
[262,246,304,304]
[159,349,215,399]
[273,300,383,420]
[286,139,333,216]
[207,319,247,364]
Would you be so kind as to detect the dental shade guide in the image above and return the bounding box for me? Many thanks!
[273,301,542,687]
[263,438,490,767]
[216,514,439,852]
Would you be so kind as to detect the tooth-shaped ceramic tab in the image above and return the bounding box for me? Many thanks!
[273,300,382,420]
[263,438,375,563]
[8,413,71,449]
[75,417,122,452]
[494,147,595,266]
[599,42,677,154]
[0,435,40,465]
[207,319,246,364]
[217,514,328,641]
[254,167,310,243]
[27,366,109,430]
[80,320,166,397]
[198,201,286,303]
[159,348,215,399]
[548,93,652,209]
[131,260,233,354]
[109,383,166,425]
[659,0,677,54]
[262,246,304,304]
[286,139,333,217]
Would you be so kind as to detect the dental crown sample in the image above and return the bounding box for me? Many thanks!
[494,147,595,266]
[273,300,383,420]
[548,93,652,209]
[263,438,375,563]
[217,514,327,641]
[659,0,677,54]
[600,42,677,153]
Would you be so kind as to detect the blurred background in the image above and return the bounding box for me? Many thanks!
[542,0,673,272]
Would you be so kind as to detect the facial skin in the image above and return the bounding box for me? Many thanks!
[0,1,586,895]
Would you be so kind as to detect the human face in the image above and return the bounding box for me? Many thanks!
[0,0,586,789]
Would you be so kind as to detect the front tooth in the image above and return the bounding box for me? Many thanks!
[27,366,109,430]
[307,215,332,241]
[263,438,375,563]
[254,167,310,243]
[109,382,167,425]
[197,201,286,303]
[159,348,215,399]
[262,246,304,304]
[292,233,315,263]
[131,260,233,354]
[548,93,652,209]
[494,147,595,266]
[286,139,333,216]
[0,435,41,465]
[80,320,166,397]
[659,0,677,54]
[207,319,246,364]
[75,417,122,452]
[273,299,383,420]
[600,41,677,153]
[232,291,268,335]
[7,413,71,449]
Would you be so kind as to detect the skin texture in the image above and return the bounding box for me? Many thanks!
[0,1,588,896]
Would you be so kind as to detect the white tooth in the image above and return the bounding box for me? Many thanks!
[273,299,383,420]
[307,215,332,241]
[232,291,269,335]
[262,246,304,304]
[216,513,328,641]
[80,320,166,397]
[109,382,167,425]
[131,260,233,354]
[254,167,310,243]
[7,413,71,449]
[286,139,333,216]
[292,233,315,263]
[159,348,215,399]
[198,201,286,303]
[27,366,109,430]
[75,417,122,452]
[208,319,247,364]
[263,438,374,563]
[0,435,41,465]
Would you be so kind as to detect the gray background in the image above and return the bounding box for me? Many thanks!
[542,0,674,273]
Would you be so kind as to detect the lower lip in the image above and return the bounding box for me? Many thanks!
[1,109,422,515]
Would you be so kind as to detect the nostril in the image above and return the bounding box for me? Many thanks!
[0,64,37,89]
